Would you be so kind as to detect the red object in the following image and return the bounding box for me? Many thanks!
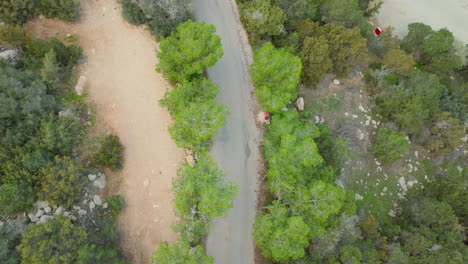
[264,112,270,121]
[374,27,382,36]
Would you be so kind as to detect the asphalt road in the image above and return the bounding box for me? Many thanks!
[193,1,260,263]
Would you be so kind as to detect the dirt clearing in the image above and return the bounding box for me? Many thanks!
[27,0,184,263]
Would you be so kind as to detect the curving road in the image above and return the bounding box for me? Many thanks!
[193,0,260,263]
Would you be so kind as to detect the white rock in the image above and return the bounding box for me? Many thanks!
[408,163,413,173]
[55,206,64,215]
[74,75,87,95]
[0,49,19,65]
[383,187,388,192]
[186,155,194,165]
[93,195,102,206]
[375,160,381,166]
[295,97,304,111]
[103,202,108,209]
[414,151,419,158]
[371,120,377,125]
[73,206,81,211]
[28,213,39,223]
[344,112,349,117]
[89,201,96,210]
[35,209,44,218]
[380,192,384,196]
[93,173,107,189]
[35,201,49,208]
[457,166,463,173]
[462,135,467,142]
[365,120,370,126]
[407,180,416,188]
[333,79,340,85]
[388,209,396,217]
[320,117,325,124]
[352,114,358,119]
[314,115,320,124]
[66,33,71,37]
[358,104,367,112]
[335,179,344,189]
[69,215,77,221]
[63,211,70,217]
[78,209,87,216]
[399,177,408,192]
[37,215,53,224]
[355,194,364,200]
[88,174,96,181]
[44,207,51,214]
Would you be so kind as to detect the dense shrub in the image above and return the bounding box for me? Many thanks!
[105,195,126,218]
[426,112,464,154]
[93,134,124,171]
[0,24,32,48]
[120,0,147,25]
[0,183,35,217]
[18,216,87,264]
[151,239,214,264]
[240,0,286,39]
[0,223,22,264]
[0,0,80,25]
[38,156,83,207]
[39,0,80,22]
[371,128,409,164]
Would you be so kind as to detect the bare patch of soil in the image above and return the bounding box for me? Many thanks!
[27,1,184,263]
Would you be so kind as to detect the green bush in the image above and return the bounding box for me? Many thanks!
[0,224,21,264]
[39,156,83,208]
[18,216,87,264]
[0,0,37,25]
[0,183,35,217]
[105,195,126,218]
[371,128,409,164]
[93,134,124,171]
[120,0,147,25]
[39,0,80,22]
[0,24,32,48]
[151,239,214,264]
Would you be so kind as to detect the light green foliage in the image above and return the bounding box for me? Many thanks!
[156,20,223,83]
[426,112,464,154]
[340,246,362,264]
[263,111,321,197]
[39,156,83,207]
[287,181,345,234]
[39,0,80,22]
[251,42,302,111]
[93,134,124,171]
[371,128,409,164]
[40,50,62,91]
[0,183,35,216]
[240,0,286,37]
[173,153,237,243]
[300,36,333,85]
[151,240,214,264]
[322,0,370,34]
[402,23,462,74]
[159,78,218,116]
[382,48,415,75]
[169,100,228,150]
[18,216,87,264]
[254,203,310,263]
[376,71,442,134]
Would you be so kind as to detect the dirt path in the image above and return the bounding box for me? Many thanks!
[27,1,184,263]
[193,0,261,263]
[374,0,468,44]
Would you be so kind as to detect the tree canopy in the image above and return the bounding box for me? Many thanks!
[240,0,286,38]
[156,20,223,83]
[151,240,213,264]
[251,42,302,112]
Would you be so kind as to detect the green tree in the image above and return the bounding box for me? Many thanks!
[156,20,223,83]
[159,77,218,116]
[300,36,333,85]
[93,134,124,171]
[169,100,228,150]
[251,42,302,111]
[371,128,409,164]
[321,0,370,34]
[40,50,62,91]
[0,0,37,25]
[382,48,415,75]
[173,153,237,243]
[77,244,129,264]
[38,156,83,207]
[18,216,87,264]
[401,22,433,54]
[39,0,80,22]
[38,114,83,156]
[340,246,362,264]
[240,0,286,37]
[0,24,32,48]
[274,0,321,30]
[151,239,214,264]
[0,183,35,217]
[426,112,464,154]
[254,203,310,263]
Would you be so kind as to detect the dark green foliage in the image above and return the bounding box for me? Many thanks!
[146,4,192,38]
[0,0,80,25]
[240,0,286,39]
[18,216,87,264]
[371,128,409,164]
[77,244,129,264]
[105,195,126,218]
[0,24,32,48]
[120,0,146,25]
[321,0,371,35]
[0,183,35,217]
[39,156,83,208]
[37,114,84,156]
[39,0,80,22]
[274,0,321,30]
[0,224,21,264]
[93,134,124,171]
[300,36,332,85]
